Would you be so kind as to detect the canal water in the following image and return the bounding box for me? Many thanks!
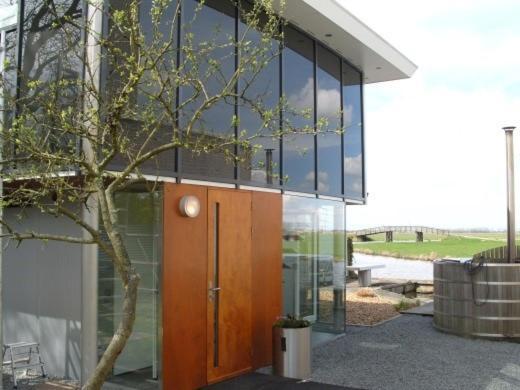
[353,253,433,281]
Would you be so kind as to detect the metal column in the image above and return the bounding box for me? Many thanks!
[503,126,517,263]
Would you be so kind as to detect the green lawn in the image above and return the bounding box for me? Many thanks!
[452,231,507,240]
[353,236,516,260]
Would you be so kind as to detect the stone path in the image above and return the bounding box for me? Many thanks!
[204,372,361,390]
[312,315,520,390]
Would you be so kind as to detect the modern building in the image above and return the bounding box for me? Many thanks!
[0,1,416,389]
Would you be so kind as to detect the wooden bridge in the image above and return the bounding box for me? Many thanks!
[348,226,450,243]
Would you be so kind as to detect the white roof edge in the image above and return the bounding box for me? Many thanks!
[274,0,417,83]
[327,0,418,76]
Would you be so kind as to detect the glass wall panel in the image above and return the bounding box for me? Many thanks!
[98,190,162,387]
[180,0,236,179]
[282,195,345,334]
[342,62,364,199]
[283,27,315,192]
[20,1,82,155]
[1,28,17,163]
[316,45,342,196]
[237,3,281,185]
[106,0,177,175]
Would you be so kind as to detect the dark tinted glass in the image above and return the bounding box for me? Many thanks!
[238,2,281,185]
[316,45,341,195]
[106,0,178,175]
[342,62,363,199]
[2,30,17,163]
[20,0,82,155]
[283,27,315,192]
[180,0,236,180]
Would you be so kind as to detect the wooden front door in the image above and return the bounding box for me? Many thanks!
[207,189,252,383]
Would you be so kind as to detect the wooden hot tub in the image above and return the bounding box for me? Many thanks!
[434,258,520,339]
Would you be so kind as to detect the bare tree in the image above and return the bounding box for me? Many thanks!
[0,0,337,388]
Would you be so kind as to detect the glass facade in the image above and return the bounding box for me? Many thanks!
[1,22,17,161]
[6,0,365,200]
[316,45,342,196]
[282,195,346,333]
[98,190,162,387]
[106,0,177,174]
[237,3,281,186]
[282,27,315,193]
[180,0,236,180]
[20,1,82,154]
[343,62,364,200]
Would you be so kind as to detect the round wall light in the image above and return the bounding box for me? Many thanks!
[179,195,200,218]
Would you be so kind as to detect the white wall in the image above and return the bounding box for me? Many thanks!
[3,206,83,380]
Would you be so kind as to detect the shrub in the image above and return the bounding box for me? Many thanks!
[274,315,311,328]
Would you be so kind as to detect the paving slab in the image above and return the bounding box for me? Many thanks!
[401,301,434,316]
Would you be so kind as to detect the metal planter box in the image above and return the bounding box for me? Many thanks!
[272,326,311,379]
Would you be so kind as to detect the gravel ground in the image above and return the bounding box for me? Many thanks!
[346,290,399,326]
[312,315,520,390]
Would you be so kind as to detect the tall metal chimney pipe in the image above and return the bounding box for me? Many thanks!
[504,126,517,263]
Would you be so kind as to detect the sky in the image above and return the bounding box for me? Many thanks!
[337,0,520,230]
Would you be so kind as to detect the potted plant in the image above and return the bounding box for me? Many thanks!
[272,315,312,379]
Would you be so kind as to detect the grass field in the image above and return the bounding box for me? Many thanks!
[452,232,507,240]
[356,232,448,242]
[353,236,515,260]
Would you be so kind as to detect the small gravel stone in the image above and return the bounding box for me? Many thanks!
[346,290,400,326]
[312,315,520,390]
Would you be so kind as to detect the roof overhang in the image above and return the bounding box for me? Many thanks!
[274,0,417,83]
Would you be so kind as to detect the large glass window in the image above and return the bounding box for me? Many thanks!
[180,0,236,180]
[0,2,16,172]
[20,1,82,154]
[316,45,342,196]
[106,0,177,175]
[103,1,364,197]
[283,195,345,334]
[283,27,315,192]
[98,190,162,388]
[237,3,281,186]
[343,62,364,199]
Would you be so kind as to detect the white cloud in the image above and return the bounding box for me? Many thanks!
[289,77,342,122]
[288,78,313,111]
[344,154,362,175]
[337,0,520,230]
[344,104,354,127]
[317,88,341,121]
[305,170,331,193]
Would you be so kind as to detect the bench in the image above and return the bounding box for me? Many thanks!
[346,264,385,287]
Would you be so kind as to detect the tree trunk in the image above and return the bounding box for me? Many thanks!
[82,271,140,390]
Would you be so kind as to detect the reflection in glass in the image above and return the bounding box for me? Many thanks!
[18,0,82,160]
[106,0,177,175]
[343,62,363,199]
[180,0,236,179]
[98,191,162,387]
[282,195,345,334]
[1,29,17,163]
[283,27,315,192]
[238,4,281,185]
[316,45,342,195]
